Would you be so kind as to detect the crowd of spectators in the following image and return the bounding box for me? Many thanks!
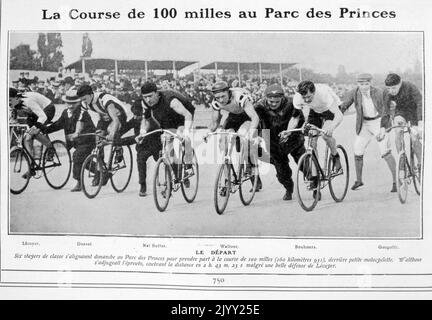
[10,70,355,108]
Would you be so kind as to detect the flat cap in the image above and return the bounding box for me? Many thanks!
[357,73,372,82]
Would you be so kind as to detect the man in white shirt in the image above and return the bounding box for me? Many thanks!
[340,73,397,192]
[285,80,344,169]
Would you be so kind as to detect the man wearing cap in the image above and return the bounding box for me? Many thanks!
[209,81,262,191]
[255,84,306,200]
[45,89,96,192]
[340,73,397,192]
[9,88,56,177]
[380,73,422,171]
[135,82,195,195]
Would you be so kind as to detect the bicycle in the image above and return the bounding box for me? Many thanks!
[285,123,349,212]
[137,129,199,212]
[9,124,72,194]
[79,133,133,199]
[204,130,261,215]
[386,122,421,203]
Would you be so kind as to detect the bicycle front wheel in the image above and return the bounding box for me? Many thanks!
[43,140,72,189]
[238,162,258,206]
[181,151,199,203]
[410,149,421,196]
[80,154,103,199]
[110,145,133,193]
[396,151,409,204]
[10,147,31,194]
[153,157,172,212]
[296,152,321,212]
[214,163,231,215]
[328,145,349,202]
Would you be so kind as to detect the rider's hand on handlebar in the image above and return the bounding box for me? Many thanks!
[376,127,386,142]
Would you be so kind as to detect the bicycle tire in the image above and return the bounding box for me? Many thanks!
[80,154,103,199]
[296,152,321,212]
[10,147,31,194]
[153,157,172,212]
[43,140,72,190]
[214,163,231,215]
[328,145,349,202]
[238,162,258,206]
[110,145,133,193]
[181,151,199,203]
[396,151,409,204]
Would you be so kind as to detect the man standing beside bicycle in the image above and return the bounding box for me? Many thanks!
[9,88,56,178]
[44,89,96,192]
[379,73,423,172]
[340,73,397,193]
[283,80,344,198]
[208,81,262,191]
[255,84,306,201]
[135,81,195,196]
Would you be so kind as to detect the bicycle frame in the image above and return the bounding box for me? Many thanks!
[204,131,250,190]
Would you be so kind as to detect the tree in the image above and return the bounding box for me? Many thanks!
[82,33,93,57]
[10,44,39,70]
[37,33,64,71]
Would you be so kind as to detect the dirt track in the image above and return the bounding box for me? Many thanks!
[9,107,421,238]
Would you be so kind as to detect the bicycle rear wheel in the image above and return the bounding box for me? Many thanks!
[181,151,199,203]
[396,151,409,204]
[328,145,349,202]
[238,162,258,206]
[43,140,72,189]
[110,145,133,193]
[10,147,31,194]
[214,163,231,215]
[410,149,421,196]
[296,153,321,212]
[153,157,172,212]
[80,154,103,199]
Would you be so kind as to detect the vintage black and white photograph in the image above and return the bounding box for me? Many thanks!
[7,31,423,238]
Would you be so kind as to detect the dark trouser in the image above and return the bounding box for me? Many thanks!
[268,135,306,194]
[72,144,95,181]
[136,135,162,186]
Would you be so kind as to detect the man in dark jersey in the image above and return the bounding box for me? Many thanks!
[136,82,195,193]
[256,84,306,200]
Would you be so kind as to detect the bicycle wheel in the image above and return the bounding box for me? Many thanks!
[43,140,72,189]
[296,152,321,212]
[10,147,31,194]
[410,149,421,196]
[396,151,409,204]
[214,163,231,215]
[181,151,199,203]
[80,154,103,199]
[153,157,172,212]
[238,162,258,206]
[328,145,349,202]
[110,145,133,193]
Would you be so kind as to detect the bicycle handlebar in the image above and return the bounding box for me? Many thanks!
[284,123,327,135]
[136,129,184,144]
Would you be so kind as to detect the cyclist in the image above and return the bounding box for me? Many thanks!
[135,81,195,192]
[77,84,134,186]
[379,73,422,171]
[286,80,344,197]
[9,88,56,178]
[209,81,262,191]
[255,84,306,201]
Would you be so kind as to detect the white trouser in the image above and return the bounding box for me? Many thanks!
[354,118,390,157]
